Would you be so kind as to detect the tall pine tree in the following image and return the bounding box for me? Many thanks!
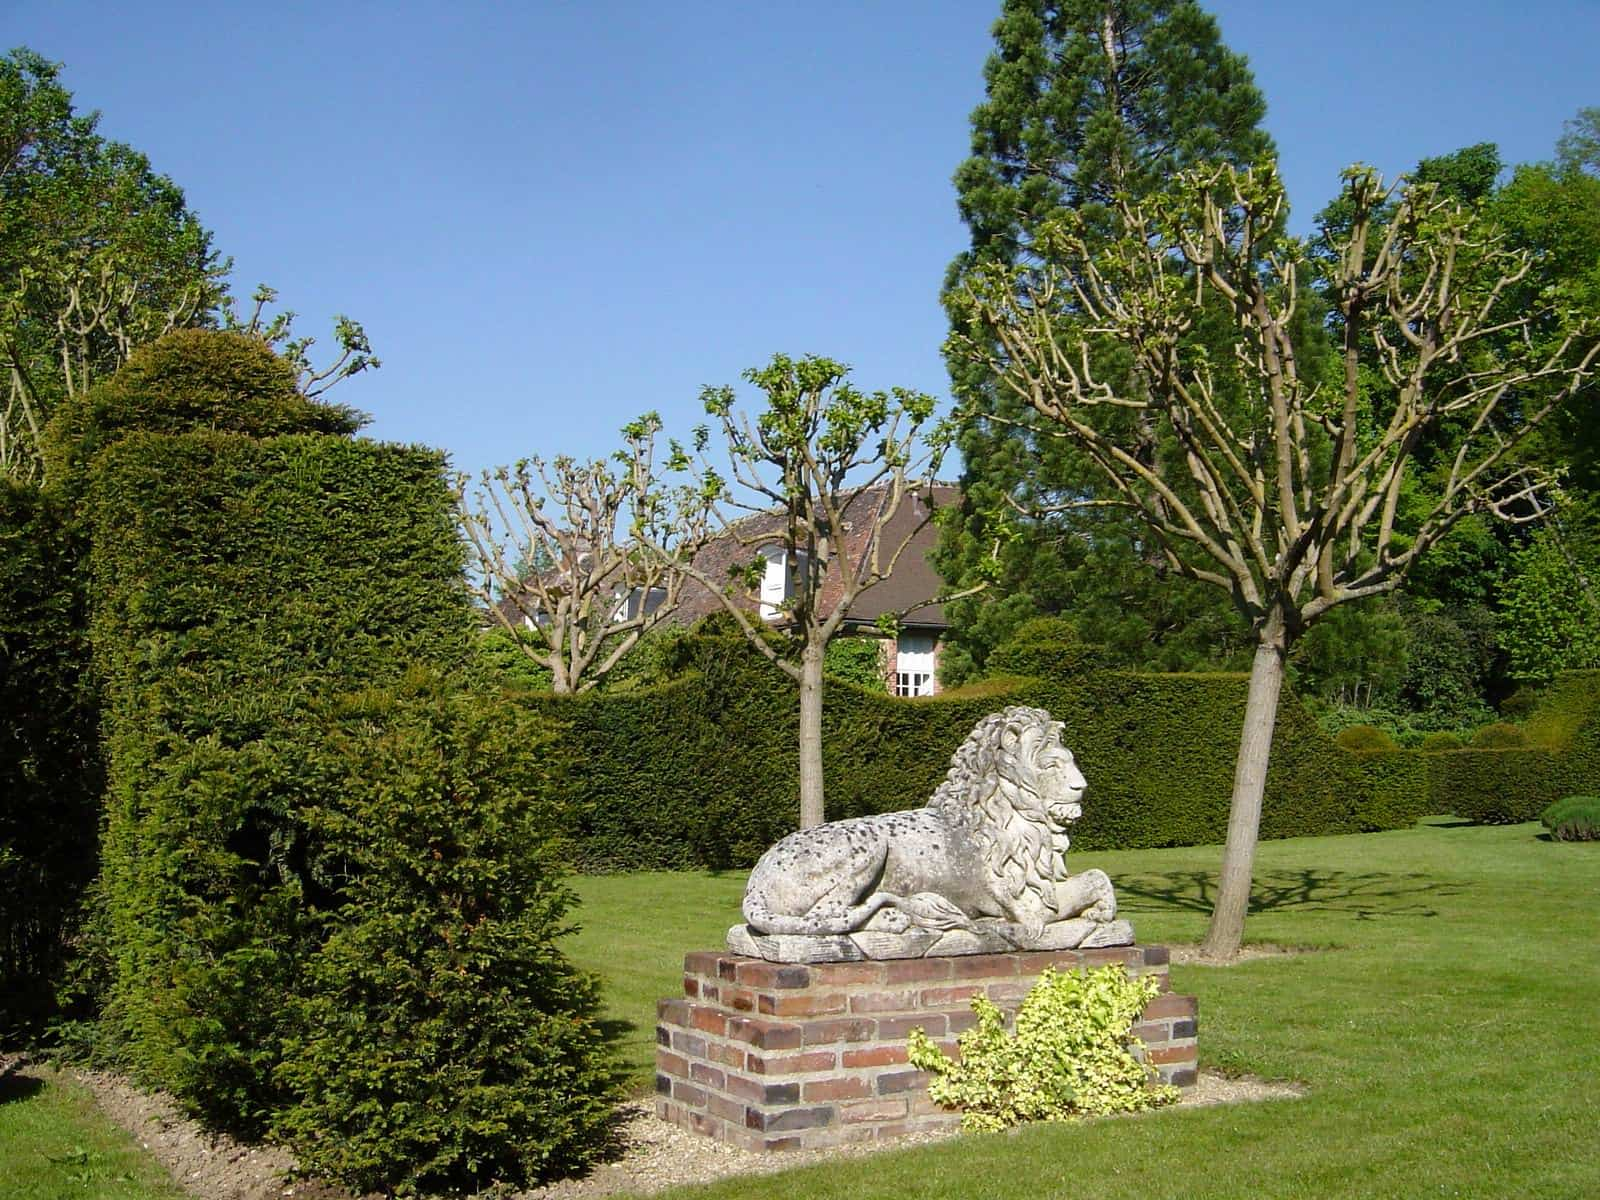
[938,0,1275,680]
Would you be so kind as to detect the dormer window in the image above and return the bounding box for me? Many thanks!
[612,586,667,623]
[758,546,807,621]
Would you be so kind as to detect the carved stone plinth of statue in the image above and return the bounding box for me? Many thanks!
[727,706,1135,963]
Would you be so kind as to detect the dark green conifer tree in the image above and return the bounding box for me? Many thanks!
[938,0,1275,681]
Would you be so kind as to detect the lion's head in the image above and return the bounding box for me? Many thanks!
[928,706,1086,913]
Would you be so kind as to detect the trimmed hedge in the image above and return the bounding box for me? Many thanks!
[1426,672,1600,824]
[90,430,473,1126]
[0,482,99,1033]
[526,636,1439,871]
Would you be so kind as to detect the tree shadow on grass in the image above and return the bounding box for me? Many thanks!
[0,1070,43,1105]
[1116,868,1469,920]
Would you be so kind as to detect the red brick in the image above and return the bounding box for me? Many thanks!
[657,998,690,1026]
[706,1092,746,1124]
[690,1062,726,1088]
[1015,951,1084,974]
[986,982,1031,1004]
[688,1110,723,1138]
[878,1014,945,1039]
[1130,1021,1170,1044]
[699,982,721,1003]
[947,1011,980,1034]
[725,988,757,1012]
[811,961,886,987]
[884,958,953,983]
[747,1105,835,1132]
[1147,1043,1197,1065]
[683,975,699,998]
[683,951,725,976]
[1142,944,1171,966]
[803,1076,872,1101]
[801,1018,877,1046]
[670,1030,707,1057]
[1162,1066,1198,1088]
[842,1045,909,1069]
[760,991,847,1017]
[1142,993,1197,1020]
[755,1135,804,1151]
[1082,947,1142,969]
[657,1050,689,1079]
[876,1069,929,1095]
[690,1007,729,1037]
[840,1097,909,1124]
[919,985,980,1007]
[953,955,1019,979]
[717,958,739,980]
[726,1017,803,1050]
[736,961,812,989]
[848,990,919,1014]
[746,1050,837,1075]
[672,1080,707,1107]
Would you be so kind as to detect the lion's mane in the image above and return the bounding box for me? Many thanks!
[927,705,1068,916]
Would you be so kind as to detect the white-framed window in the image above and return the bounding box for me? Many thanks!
[895,632,937,697]
[612,586,667,623]
[758,546,808,621]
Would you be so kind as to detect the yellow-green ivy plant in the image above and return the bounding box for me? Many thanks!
[907,966,1179,1132]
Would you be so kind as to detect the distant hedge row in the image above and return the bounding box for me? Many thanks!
[523,638,1600,872]
[529,637,1449,872]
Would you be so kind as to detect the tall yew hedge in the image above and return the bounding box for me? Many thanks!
[68,330,615,1193]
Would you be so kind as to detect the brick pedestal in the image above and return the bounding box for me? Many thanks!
[655,945,1196,1152]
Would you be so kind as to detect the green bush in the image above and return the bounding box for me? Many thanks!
[89,430,472,1130]
[987,616,1099,679]
[1471,722,1528,748]
[1335,724,1400,752]
[907,966,1176,1131]
[0,483,99,1034]
[1540,795,1600,841]
[272,672,615,1195]
[824,636,888,692]
[1418,732,1465,752]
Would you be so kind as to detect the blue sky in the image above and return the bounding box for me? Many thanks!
[10,1,1598,480]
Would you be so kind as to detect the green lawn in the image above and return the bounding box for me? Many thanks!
[0,1067,186,1200]
[568,820,1600,1200]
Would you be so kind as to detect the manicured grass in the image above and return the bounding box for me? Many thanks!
[0,1067,186,1200]
[568,820,1600,1200]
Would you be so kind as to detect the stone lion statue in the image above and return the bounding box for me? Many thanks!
[731,706,1129,961]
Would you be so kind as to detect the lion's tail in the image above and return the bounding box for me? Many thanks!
[743,891,899,936]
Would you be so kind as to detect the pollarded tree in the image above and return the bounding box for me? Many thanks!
[0,48,224,482]
[950,161,1600,956]
[691,354,961,829]
[940,0,1276,676]
[457,413,717,695]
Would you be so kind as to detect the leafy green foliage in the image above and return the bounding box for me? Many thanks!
[1471,722,1528,749]
[1540,795,1600,841]
[1418,732,1464,752]
[986,616,1099,679]
[1334,725,1399,753]
[823,636,887,692]
[90,429,471,1129]
[1,49,226,483]
[940,0,1274,678]
[272,672,615,1195]
[0,482,98,1035]
[907,966,1176,1131]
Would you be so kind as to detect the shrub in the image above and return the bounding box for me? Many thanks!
[1540,795,1600,841]
[1335,724,1400,752]
[1471,722,1528,749]
[89,430,472,1130]
[1419,732,1464,752]
[907,966,1176,1132]
[273,672,615,1195]
[0,485,99,1035]
[986,616,1098,679]
[824,636,887,692]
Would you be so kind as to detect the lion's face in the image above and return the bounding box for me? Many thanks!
[1013,715,1086,828]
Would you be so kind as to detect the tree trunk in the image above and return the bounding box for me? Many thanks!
[797,640,827,828]
[1201,622,1287,958]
